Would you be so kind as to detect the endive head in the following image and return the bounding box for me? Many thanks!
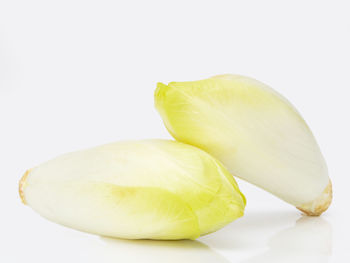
[155,75,331,215]
[19,140,245,240]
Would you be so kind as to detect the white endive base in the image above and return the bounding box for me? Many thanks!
[297,180,332,216]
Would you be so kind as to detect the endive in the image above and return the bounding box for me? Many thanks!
[155,74,331,216]
[19,140,245,240]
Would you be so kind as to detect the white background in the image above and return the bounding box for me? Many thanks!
[1,0,349,262]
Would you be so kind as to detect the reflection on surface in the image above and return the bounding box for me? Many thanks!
[93,212,332,263]
[100,237,230,263]
[201,210,301,250]
[241,216,332,263]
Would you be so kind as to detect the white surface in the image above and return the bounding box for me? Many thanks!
[1,0,349,262]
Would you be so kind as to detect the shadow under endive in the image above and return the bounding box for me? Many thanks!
[100,237,231,263]
[97,211,331,263]
[241,216,332,263]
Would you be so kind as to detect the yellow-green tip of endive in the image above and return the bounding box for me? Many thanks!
[155,74,331,216]
[19,140,245,240]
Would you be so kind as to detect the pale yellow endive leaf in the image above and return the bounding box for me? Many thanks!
[20,140,245,239]
[155,75,331,215]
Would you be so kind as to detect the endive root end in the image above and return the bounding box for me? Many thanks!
[297,180,332,216]
[19,169,31,204]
